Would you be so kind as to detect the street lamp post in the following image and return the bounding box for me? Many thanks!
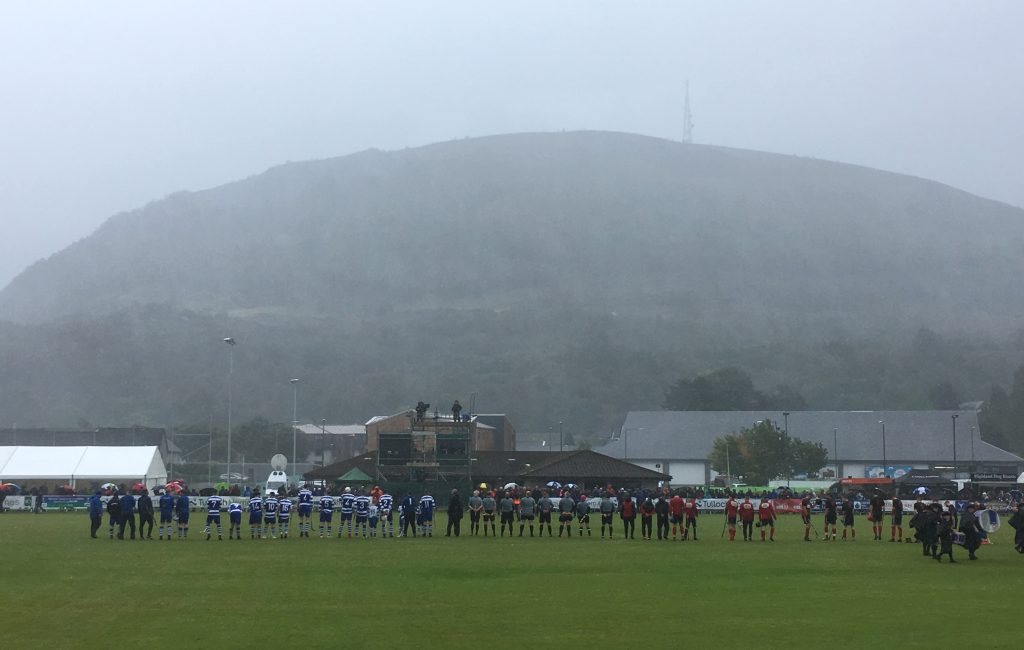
[291,379,300,482]
[547,426,553,453]
[951,414,959,479]
[879,420,886,478]
[224,337,236,482]
[782,412,790,436]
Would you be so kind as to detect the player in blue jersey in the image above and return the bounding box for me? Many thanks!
[263,493,279,539]
[354,490,371,538]
[158,490,175,540]
[318,494,334,538]
[339,487,356,538]
[248,490,264,539]
[297,485,314,538]
[228,501,243,539]
[419,493,436,537]
[368,502,379,538]
[175,490,191,540]
[205,494,223,540]
[379,491,394,538]
[278,490,293,538]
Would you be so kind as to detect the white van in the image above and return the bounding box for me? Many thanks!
[265,470,288,496]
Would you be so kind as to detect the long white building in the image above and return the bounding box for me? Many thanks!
[594,410,1023,486]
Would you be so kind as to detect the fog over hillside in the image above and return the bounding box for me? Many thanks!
[3,132,1022,337]
[1,131,1023,437]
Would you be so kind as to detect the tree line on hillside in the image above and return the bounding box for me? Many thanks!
[0,305,1023,451]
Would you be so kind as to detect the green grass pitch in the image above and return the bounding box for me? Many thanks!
[2,512,1020,649]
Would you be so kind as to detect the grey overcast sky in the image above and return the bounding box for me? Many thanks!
[1,1,1022,290]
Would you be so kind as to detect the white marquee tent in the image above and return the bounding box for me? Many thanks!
[0,446,167,488]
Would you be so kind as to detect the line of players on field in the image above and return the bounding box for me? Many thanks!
[164,486,441,540]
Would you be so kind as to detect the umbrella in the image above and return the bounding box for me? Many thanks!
[564,483,578,490]
[57,484,75,495]
[478,482,488,490]
[912,486,930,495]
[214,482,229,492]
[165,482,183,493]
[545,481,562,489]
[1,483,21,493]
[131,482,146,494]
[100,482,117,492]
[503,482,518,490]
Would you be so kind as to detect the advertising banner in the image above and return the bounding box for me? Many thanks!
[2,495,34,511]
[864,465,915,479]
[695,498,805,514]
[42,495,90,510]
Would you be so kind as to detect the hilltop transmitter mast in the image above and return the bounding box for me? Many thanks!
[682,80,694,143]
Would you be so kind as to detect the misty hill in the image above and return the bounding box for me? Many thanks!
[2,131,1024,437]
[4,131,1023,337]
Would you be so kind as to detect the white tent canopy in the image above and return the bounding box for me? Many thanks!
[0,446,167,488]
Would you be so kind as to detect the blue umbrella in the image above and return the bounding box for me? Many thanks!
[546,481,562,489]
[912,486,930,495]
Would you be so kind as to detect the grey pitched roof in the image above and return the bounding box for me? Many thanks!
[594,411,1022,464]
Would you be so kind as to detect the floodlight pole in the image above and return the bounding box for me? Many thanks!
[970,425,975,475]
[559,421,563,452]
[833,427,839,478]
[291,379,300,482]
[224,337,236,482]
[951,414,959,480]
[725,438,731,484]
[879,420,886,477]
[321,419,327,468]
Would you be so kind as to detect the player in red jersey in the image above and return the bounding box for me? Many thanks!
[683,497,699,540]
[724,495,739,541]
[758,498,777,541]
[668,494,684,541]
[800,493,813,542]
[869,490,885,540]
[738,497,756,541]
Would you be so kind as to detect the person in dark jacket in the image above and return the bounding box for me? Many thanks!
[959,503,983,560]
[106,491,121,539]
[934,511,957,563]
[400,493,417,538]
[446,489,464,537]
[88,491,103,538]
[118,491,136,540]
[1008,502,1024,554]
[619,492,636,540]
[913,504,939,557]
[654,495,670,540]
[639,496,655,540]
[137,489,154,540]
